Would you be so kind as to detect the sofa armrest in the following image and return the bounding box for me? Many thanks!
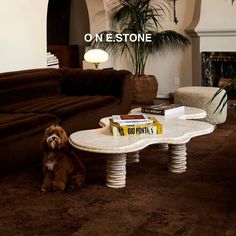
[60,68,132,107]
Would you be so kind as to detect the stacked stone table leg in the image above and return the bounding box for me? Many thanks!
[158,143,169,151]
[126,151,139,164]
[168,144,187,173]
[106,154,126,188]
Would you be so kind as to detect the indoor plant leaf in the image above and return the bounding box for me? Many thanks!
[92,0,190,77]
[209,78,236,113]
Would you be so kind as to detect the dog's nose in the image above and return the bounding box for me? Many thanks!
[52,136,56,140]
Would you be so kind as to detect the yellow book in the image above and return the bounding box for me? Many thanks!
[110,117,164,136]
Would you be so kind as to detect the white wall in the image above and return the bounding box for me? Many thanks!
[196,0,236,33]
[85,0,106,36]
[196,0,236,53]
[0,0,48,73]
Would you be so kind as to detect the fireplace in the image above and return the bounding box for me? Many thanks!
[202,52,236,86]
[202,52,236,98]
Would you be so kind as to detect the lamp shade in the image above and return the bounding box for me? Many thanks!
[84,49,109,64]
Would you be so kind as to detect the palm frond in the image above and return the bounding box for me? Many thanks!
[208,88,227,114]
[151,30,190,52]
[208,78,236,113]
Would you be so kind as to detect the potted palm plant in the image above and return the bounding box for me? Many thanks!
[91,0,190,104]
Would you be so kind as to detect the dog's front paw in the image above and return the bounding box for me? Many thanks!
[53,180,66,192]
[41,187,49,192]
[41,183,52,192]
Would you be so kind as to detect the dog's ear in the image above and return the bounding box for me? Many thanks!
[58,126,68,144]
[53,126,69,149]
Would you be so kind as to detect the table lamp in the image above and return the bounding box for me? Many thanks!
[84,49,109,69]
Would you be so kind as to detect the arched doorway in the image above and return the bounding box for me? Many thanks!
[47,0,90,67]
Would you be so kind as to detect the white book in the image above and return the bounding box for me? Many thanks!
[47,59,59,64]
[141,104,185,116]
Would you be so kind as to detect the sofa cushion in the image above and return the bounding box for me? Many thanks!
[60,68,131,99]
[0,95,118,120]
[0,113,60,141]
[0,69,61,106]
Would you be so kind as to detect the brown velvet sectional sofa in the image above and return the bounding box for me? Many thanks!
[0,68,131,178]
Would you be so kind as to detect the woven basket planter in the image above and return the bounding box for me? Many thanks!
[131,75,158,105]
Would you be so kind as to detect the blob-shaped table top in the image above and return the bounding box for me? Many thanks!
[69,107,214,154]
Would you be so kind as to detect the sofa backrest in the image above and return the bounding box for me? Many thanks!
[60,68,131,99]
[0,69,61,106]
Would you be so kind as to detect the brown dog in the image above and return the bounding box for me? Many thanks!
[41,124,85,192]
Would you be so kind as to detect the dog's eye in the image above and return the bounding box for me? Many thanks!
[48,131,55,136]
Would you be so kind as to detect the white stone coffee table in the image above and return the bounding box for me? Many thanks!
[69,107,214,188]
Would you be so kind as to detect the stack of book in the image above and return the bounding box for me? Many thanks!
[47,52,59,68]
[110,114,163,136]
